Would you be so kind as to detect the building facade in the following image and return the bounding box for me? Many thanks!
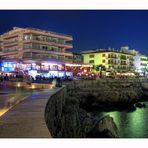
[82,49,135,72]
[0,37,2,58]
[134,54,148,75]
[0,27,74,78]
[72,52,83,64]
[0,27,73,62]
[0,27,92,78]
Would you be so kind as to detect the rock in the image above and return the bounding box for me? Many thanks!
[141,83,148,91]
[62,104,81,138]
[79,94,97,111]
[61,96,97,138]
[135,102,146,108]
[87,115,119,138]
[62,104,98,138]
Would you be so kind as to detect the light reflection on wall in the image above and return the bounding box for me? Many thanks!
[108,112,120,123]
[0,108,9,117]
[100,111,125,136]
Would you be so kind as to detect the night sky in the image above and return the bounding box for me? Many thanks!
[0,10,148,55]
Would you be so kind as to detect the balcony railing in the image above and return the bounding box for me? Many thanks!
[24,38,72,47]
[107,56,118,58]
[120,57,127,60]
[140,58,148,61]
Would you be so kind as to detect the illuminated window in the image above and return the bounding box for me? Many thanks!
[24,35,32,40]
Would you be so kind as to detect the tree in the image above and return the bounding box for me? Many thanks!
[95,64,106,78]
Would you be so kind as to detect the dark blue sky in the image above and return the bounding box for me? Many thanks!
[0,10,148,55]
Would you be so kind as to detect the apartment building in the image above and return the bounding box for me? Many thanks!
[0,27,73,63]
[0,37,2,58]
[134,54,148,74]
[82,49,135,72]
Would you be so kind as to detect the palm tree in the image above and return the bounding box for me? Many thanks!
[95,64,106,78]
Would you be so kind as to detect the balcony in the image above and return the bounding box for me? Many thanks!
[140,58,148,61]
[120,63,127,65]
[107,55,118,59]
[23,39,73,48]
[120,55,127,60]
[140,63,147,66]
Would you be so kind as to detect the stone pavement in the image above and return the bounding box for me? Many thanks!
[0,87,61,138]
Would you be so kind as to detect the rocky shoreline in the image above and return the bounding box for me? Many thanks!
[46,79,148,138]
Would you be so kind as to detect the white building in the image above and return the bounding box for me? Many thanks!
[134,54,148,75]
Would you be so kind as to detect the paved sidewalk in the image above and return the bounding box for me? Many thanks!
[0,88,61,138]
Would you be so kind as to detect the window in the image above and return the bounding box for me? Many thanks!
[102,60,105,63]
[24,35,32,40]
[102,54,106,57]
[89,55,94,58]
[141,63,147,66]
[89,60,94,63]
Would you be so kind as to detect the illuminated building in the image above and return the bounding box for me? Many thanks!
[65,63,92,77]
[0,27,92,78]
[82,48,135,73]
[120,46,139,55]
[0,27,74,78]
[0,27,73,62]
[134,54,148,75]
[0,38,2,58]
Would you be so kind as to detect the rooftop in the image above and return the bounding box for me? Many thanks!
[14,27,72,38]
[1,27,72,39]
[81,49,136,56]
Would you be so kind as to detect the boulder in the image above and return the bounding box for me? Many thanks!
[87,115,119,138]
[135,102,146,108]
[141,83,148,91]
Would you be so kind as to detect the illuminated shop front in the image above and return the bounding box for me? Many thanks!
[65,63,92,76]
[0,60,17,72]
[0,59,72,78]
[0,59,92,79]
[26,61,66,78]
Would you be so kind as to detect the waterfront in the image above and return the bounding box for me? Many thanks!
[0,87,60,138]
[0,79,148,138]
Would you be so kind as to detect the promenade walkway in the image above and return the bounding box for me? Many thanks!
[0,87,61,138]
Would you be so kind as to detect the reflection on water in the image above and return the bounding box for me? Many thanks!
[99,102,148,138]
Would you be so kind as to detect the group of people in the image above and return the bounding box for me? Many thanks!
[0,72,74,88]
[52,77,62,87]
[0,73,23,82]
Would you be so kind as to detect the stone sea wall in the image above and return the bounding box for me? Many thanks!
[44,79,148,138]
[45,86,67,137]
[44,85,119,138]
